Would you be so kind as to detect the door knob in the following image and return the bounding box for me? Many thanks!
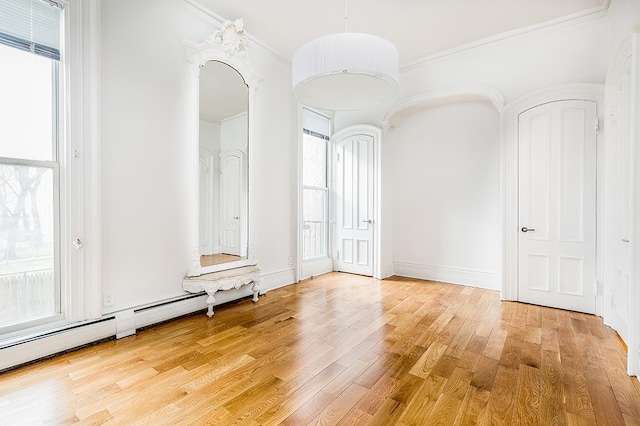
[521,227,535,233]
[363,219,373,224]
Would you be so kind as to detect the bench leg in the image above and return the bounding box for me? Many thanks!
[252,280,260,303]
[206,293,216,317]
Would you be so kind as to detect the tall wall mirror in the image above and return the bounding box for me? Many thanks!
[199,61,248,268]
[182,19,261,276]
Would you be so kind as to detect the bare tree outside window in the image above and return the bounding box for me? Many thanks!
[0,165,55,326]
[0,44,58,328]
[0,166,47,259]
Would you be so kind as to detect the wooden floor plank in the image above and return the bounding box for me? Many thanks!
[423,367,473,425]
[307,383,368,425]
[363,397,406,426]
[605,363,640,424]
[454,386,490,426]
[563,367,597,422]
[0,272,638,425]
[482,365,519,425]
[586,381,626,426]
[355,373,400,415]
[540,349,568,426]
[396,374,447,426]
[512,364,541,425]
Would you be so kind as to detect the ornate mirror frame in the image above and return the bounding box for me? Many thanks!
[182,19,261,276]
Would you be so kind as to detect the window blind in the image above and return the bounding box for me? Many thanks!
[0,0,62,60]
[303,108,331,140]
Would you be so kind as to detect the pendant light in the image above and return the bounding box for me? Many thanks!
[292,0,399,111]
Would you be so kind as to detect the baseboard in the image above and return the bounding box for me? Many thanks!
[260,267,296,292]
[393,261,500,290]
[134,293,209,331]
[300,258,333,281]
[0,268,297,372]
[379,261,395,279]
[0,318,117,372]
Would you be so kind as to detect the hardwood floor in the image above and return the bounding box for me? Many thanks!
[1,272,639,425]
[200,253,243,267]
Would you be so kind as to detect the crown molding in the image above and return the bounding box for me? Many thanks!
[175,0,612,75]
[401,1,612,72]
[198,111,249,125]
[175,0,291,67]
[199,115,221,125]
[221,111,248,124]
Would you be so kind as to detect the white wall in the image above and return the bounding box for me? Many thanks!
[199,119,221,154]
[221,113,248,152]
[391,101,501,288]
[334,2,640,290]
[608,0,640,48]
[335,6,615,130]
[101,0,295,313]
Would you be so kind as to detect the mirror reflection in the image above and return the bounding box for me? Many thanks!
[198,60,249,267]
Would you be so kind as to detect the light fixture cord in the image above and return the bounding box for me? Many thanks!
[344,0,348,32]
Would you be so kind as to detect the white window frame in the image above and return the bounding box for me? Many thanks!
[302,132,329,261]
[0,0,101,344]
[297,107,334,281]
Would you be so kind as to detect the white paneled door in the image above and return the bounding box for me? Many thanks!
[334,134,375,276]
[220,150,242,256]
[518,100,597,314]
[607,62,633,342]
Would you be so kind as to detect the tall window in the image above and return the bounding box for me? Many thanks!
[302,109,330,260]
[0,0,63,333]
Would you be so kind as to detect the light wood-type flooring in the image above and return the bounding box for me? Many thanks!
[200,253,243,267]
[1,273,640,425]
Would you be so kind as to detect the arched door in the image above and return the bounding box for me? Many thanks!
[517,100,598,314]
[219,150,244,256]
[333,129,377,277]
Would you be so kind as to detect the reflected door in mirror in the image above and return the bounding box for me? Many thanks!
[220,150,243,256]
[197,59,249,269]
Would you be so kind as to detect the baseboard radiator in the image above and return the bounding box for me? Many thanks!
[0,268,296,372]
[0,291,211,373]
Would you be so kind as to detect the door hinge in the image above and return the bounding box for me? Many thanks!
[595,118,600,134]
[337,251,340,260]
[336,153,341,162]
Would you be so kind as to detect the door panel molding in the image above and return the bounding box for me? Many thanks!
[501,84,604,310]
[332,125,382,279]
[517,99,597,314]
[219,150,245,257]
[603,33,640,376]
[334,134,374,276]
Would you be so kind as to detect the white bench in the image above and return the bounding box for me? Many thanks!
[183,265,260,317]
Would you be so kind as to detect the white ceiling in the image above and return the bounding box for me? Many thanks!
[192,0,609,65]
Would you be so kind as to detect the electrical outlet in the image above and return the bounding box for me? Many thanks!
[288,256,293,266]
[103,291,114,307]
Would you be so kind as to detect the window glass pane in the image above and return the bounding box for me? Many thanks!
[302,188,326,260]
[0,164,56,326]
[302,133,326,187]
[0,43,54,161]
